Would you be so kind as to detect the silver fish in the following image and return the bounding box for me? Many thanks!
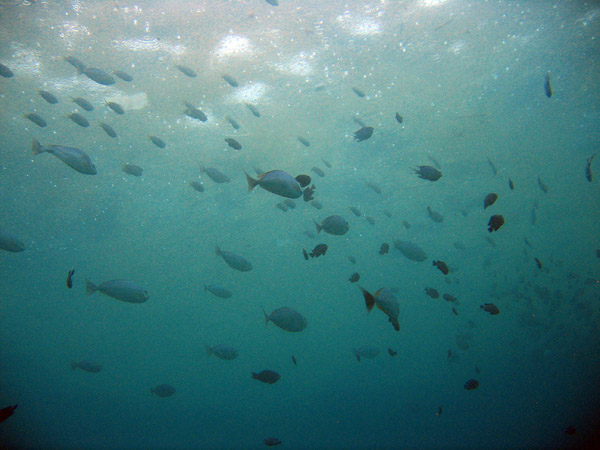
[205,344,238,360]
[245,170,302,199]
[85,279,149,303]
[263,306,307,332]
[32,139,96,175]
[215,245,252,272]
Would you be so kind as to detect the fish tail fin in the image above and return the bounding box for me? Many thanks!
[215,245,221,256]
[205,345,212,357]
[262,307,270,326]
[71,361,77,370]
[359,286,375,312]
[245,170,258,192]
[85,279,97,295]
[31,138,44,155]
[391,318,400,331]
[313,219,322,234]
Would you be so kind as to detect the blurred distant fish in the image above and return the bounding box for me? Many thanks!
[100,122,117,138]
[151,384,175,397]
[379,243,389,255]
[246,170,302,198]
[215,245,252,271]
[388,348,397,356]
[354,126,373,142]
[297,136,310,147]
[106,101,124,115]
[353,116,366,128]
[365,216,375,225]
[83,67,115,85]
[358,286,400,331]
[349,272,360,283]
[484,193,498,209]
[0,230,25,253]
[38,89,58,104]
[183,101,207,121]
[252,370,280,384]
[68,112,89,127]
[309,244,328,258]
[311,166,325,177]
[246,103,261,117]
[113,70,133,82]
[537,176,548,193]
[66,269,75,288]
[264,0,278,5]
[284,199,296,209]
[72,97,94,111]
[85,279,149,303]
[413,166,442,181]
[64,56,86,74]
[206,344,238,360]
[353,346,380,362]
[321,158,331,168]
[225,138,241,150]
[291,355,297,366]
[122,163,143,177]
[0,62,13,78]
[366,181,382,194]
[24,113,47,127]
[383,209,392,218]
[427,206,443,223]
[428,154,441,169]
[508,178,514,190]
[71,360,102,373]
[222,74,239,87]
[348,255,356,264]
[585,153,596,182]
[225,115,240,129]
[425,287,439,298]
[310,200,322,209]
[205,284,232,298]
[402,220,411,229]
[395,112,403,124]
[433,260,449,275]
[263,306,307,332]
[487,215,504,232]
[0,405,17,423]
[149,136,166,148]
[544,72,552,98]
[32,138,96,175]
[351,86,366,97]
[487,158,497,175]
[349,206,361,217]
[276,203,288,212]
[394,240,427,262]
[189,181,204,193]
[175,64,197,77]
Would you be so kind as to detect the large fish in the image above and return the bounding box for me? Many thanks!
[32,138,96,175]
[358,287,399,331]
[245,170,302,199]
[85,279,149,303]
[215,245,252,271]
[263,306,307,332]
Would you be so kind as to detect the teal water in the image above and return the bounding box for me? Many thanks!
[1,1,599,449]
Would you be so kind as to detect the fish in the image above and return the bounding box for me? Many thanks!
[24,113,47,127]
[383,210,392,218]
[0,405,17,423]
[183,102,207,121]
[508,178,514,190]
[537,176,549,193]
[351,86,365,97]
[304,230,316,238]
[436,406,443,416]
[83,67,115,86]
[0,62,14,78]
[204,284,232,298]
[106,101,124,114]
[321,158,331,168]
[433,260,449,275]
[353,116,366,128]
[264,437,282,447]
[353,126,373,142]
[64,56,86,73]
[379,243,389,255]
[222,74,239,87]
[246,103,261,117]
[530,206,537,225]
[311,166,325,177]
[388,348,397,356]
[349,207,362,217]
[32,139,96,175]
[412,166,442,181]
[149,136,166,148]
[452,307,459,316]
[175,64,196,77]
[284,199,296,209]
[291,355,297,366]
[427,206,444,223]
[265,0,279,5]
[394,240,427,262]
[295,175,311,187]
[365,216,375,225]
[38,89,58,104]
[246,170,302,198]
[348,256,356,264]
[0,230,25,253]
[314,215,349,235]
[225,138,241,150]
[276,203,288,212]
[442,293,458,304]
[225,115,240,129]
[202,167,230,183]
[100,122,117,138]
[464,379,479,390]
[215,245,253,272]
[67,112,89,127]
[113,70,133,81]
[309,244,328,258]
[453,241,465,250]
[395,112,403,123]
[72,97,94,111]
[358,286,400,331]
[189,181,205,192]
[151,384,176,397]
[263,306,307,332]
[85,279,149,303]
[585,153,596,182]
[487,215,505,232]
[480,303,500,315]
[252,370,280,384]
[487,158,498,175]
[66,269,75,288]
[366,181,382,194]
[297,136,311,147]
[205,344,238,360]
[309,198,321,208]
[402,221,411,229]
[353,346,380,362]
[349,272,360,283]
[484,193,498,209]
[544,72,552,98]
[425,287,440,299]
[534,258,543,269]
[302,249,309,260]
[71,361,102,373]
[122,163,142,177]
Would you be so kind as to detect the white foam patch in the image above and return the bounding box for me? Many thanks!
[225,82,268,104]
[336,11,382,36]
[113,37,186,55]
[272,52,314,77]
[106,92,148,110]
[213,34,253,59]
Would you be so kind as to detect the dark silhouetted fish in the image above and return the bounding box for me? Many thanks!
[284,199,295,209]
[358,286,400,331]
[222,74,238,87]
[379,243,389,255]
[480,303,500,315]
[66,269,75,289]
[353,346,380,362]
[295,174,311,187]
[149,136,166,148]
[348,255,356,264]
[427,206,443,223]
[388,347,397,356]
[0,62,14,78]
[113,70,133,81]
[265,0,278,6]
[321,158,331,168]
[264,437,282,446]
[352,86,365,97]
[215,245,252,271]
[203,167,230,183]
[534,257,542,269]
[0,405,18,423]
[302,249,309,260]
[413,165,441,181]
[68,112,89,127]
[183,101,207,121]
[83,67,115,85]
[484,193,498,209]
[225,115,240,129]
[175,64,196,77]
[24,113,47,127]
[225,138,241,150]
[311,166,325,177]
[544,72,552,98]
[537,176,548,193]
[304,186,316,202]
[64,56,86,73]
[0,230,25,252]
[354,126,373,141]
[366,181,382,194]
[264,307,307,332]
[402,221,411,229]
[106,101,124,114]
[433,260,449,275]
[252,370,280,384]
[276,202,288,212]
[395,112,403,123]
[309,244,328,258]
[314,215,349,235]
[464,378,479,390]
[32,138,96,175]
[585,153,596,182]
[246,103,261,117]
[38,90,58,104]
[151,384,175,397]
[349,272,360,283]
[72,97,94,111]
[291,355,297,365]
[122,163,143,177]
[349,206,361,217]
[365,216,375,225]
[487,158,497,175]
[206,344,238,360]
[508,178,514,190]
[443,293,458,304]
[190,181,205,193]
[297,136,310,147]
[100,122,117,138]
[246,170,302,198]
[394,240,427,262]
[487,215,504,232]
[425,287,439,298]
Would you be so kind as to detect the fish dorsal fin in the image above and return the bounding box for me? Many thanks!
[359,286,375,313]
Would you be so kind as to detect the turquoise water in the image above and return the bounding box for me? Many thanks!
[1,1,599,449]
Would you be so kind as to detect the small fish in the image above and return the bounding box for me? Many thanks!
[358,287,400,331]
[225,115,240,129]
[295,175,311,187]
[71,360,102,373]
[225,138,241,150]
[24,113,47,127]
[508,178,514,190]
[395,112,403,123]
[348,256,356,264]
[427,206,444,223]
[222,74,238,87]
[122,163,143,177]
[321,158,331,168]
[284,199,296,209]
[0,62,14,78]
[353,346,380,361]
[425,287,439,299]
[38,90,58,104]
[351,86,365,97]
[190,181,204,193]
[151,384,176,397]
[72,97,94,111]
[246,170,302,198]
[206,344,238,360]
[365,216,376,225]
[204,284,232,299]
[349,272,360,283]
[302,249,309,260]
[149,136,166,148]
[353,126,373,142]
[487,158,498,175]
[544,72,552,98]
[297,136,310,147]
[353,116,366,127]
[464,379,479,390]
[83,67,115,85]
[183,102,207,121]
[106,101,124,115]
[487,215,504,232]
[246,103,261,117]
[388,347,397,356]
[67,113,89,127]
[252,370,280,384]
[304,230,316,238]
[402,220,411,229]
[66,269,75,289]
[436,406,443,416]
[264,307,307,332]
[291,355,297,366]
[64,56,86,74]
[412,166,442,181]
[379,243,389,255]
[585,153,596,182]
[366,181,382,194]
[215,245,252,271]
[537,176,549,193]
[383,209,392,218]
[349,207,361,217]
[86,279,149,303]
[484,193,498,209]
[304,186,316,202]
[480,303,500,315]
[264,0,278,6]
[100,122,117,138]
[175,64,197,77]
[452,307,458,316]
[531,206,537,225]
[311,166,325,177]
[309,244,328,258]
[534,258,542,269]
[264,437,282,447]
[0,405,17,423]
[113,70,133,82]
[275,203,288,212]
[433,260,449,275]
[442,293,458,304]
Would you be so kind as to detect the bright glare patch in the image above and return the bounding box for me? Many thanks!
[226,82,268,104]
[214,35,253,59]
[420,0,449,7]
[336,11,382,36]
[106,92,148,111]
[273,52,314,76]
[113,37,186,55]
